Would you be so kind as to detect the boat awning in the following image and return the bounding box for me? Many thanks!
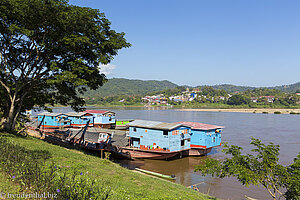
[127,120,190,131]
[37,112,65,117]
[66,112,94,117]
[84,110,115,115]
[176,121,224,131]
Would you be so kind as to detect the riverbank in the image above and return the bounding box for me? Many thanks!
[0,132,214,200]
[177,108,300,114]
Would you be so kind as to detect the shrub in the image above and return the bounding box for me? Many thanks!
[0,136,110,200]
[274,111,281,114]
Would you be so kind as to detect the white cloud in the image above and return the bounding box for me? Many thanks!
[99,64,116,75]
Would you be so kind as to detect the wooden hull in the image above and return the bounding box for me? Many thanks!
[188,147,212,156]
[120,147,182,160]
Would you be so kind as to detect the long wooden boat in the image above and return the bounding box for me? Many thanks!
[134,168,176,180]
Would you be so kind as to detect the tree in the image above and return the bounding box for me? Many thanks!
[227,94,250,105]
[0,0,130,131]
[285,154,300,199]
[195,138,300,200]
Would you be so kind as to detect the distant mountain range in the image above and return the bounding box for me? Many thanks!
[271,82,300,93]
[84,78,178,97]
[83,78,300,97]
[208,82,300,93]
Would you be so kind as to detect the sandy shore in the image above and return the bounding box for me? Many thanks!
[176,108,300,114]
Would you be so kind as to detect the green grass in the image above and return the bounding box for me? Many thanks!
[0,133,215,200]
[0,171,21,194]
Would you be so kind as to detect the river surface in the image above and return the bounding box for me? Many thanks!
[33,107,300,200]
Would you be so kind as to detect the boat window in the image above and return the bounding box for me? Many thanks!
[163,130,168,136]
[133,128,137,132]
[181,140,184,146]
[213,137,216,143]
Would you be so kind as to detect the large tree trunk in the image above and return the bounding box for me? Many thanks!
[2,103,17,131]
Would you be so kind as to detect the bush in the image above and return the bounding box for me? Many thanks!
[262,111,268,114]
[0,136,110,200]
[274,111,281,114]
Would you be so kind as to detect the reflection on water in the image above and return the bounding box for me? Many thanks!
[33,108,300,200]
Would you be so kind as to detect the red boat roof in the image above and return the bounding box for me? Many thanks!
[176,121,224,130]
[84,110,112,114]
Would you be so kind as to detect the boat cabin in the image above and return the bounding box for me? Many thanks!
[127,120,191,152]
[84,110,116,128]
[37,112,70,128]
[177,121,223,149]
[65,112,94,128]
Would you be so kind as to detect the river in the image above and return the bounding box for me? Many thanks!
[34,107,300,200]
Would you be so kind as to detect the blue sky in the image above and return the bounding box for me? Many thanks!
[69,0,300,87]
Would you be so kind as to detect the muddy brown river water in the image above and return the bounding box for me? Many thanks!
[35,107,300,200]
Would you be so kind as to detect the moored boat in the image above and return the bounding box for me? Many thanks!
[124,120,191,160]
[176,121,224,156]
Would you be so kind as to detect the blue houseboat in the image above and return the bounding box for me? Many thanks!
[37,112,70,128]
[123,120,191,159]
[84,110,116,128]
[177,121,224,156]
[65,112,95,128]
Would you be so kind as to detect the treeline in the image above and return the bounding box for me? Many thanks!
[174,87,300,108]
[85,85,300,108]
[85,95,142,106]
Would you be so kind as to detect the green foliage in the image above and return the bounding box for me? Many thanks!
[84,78,178,98]
[272,82,300,93]
[0,0,130,130]
[195,138,300,200]
[0,136,110,199]
[284,153,300,200]
[205,84,256,93]
[227,94,251,105]
[208,82,300,93]
[0,132,212,200]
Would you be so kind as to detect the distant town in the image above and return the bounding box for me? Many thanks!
[141,87,300,106]
[85,84,300,108]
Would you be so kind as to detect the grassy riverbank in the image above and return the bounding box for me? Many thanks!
[0,132,215,200]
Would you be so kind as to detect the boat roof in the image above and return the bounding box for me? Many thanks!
[84,110,115,114]
[37,112,65,117]
[127,120,190,130]
[176,121,224,130]
[65,112,93,117]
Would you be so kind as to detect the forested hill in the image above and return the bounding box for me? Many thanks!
[84,78,178,97]
[206,82,300,93]
[271,82,300,93]
[209,84,256,93]
[83,78,300,97]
